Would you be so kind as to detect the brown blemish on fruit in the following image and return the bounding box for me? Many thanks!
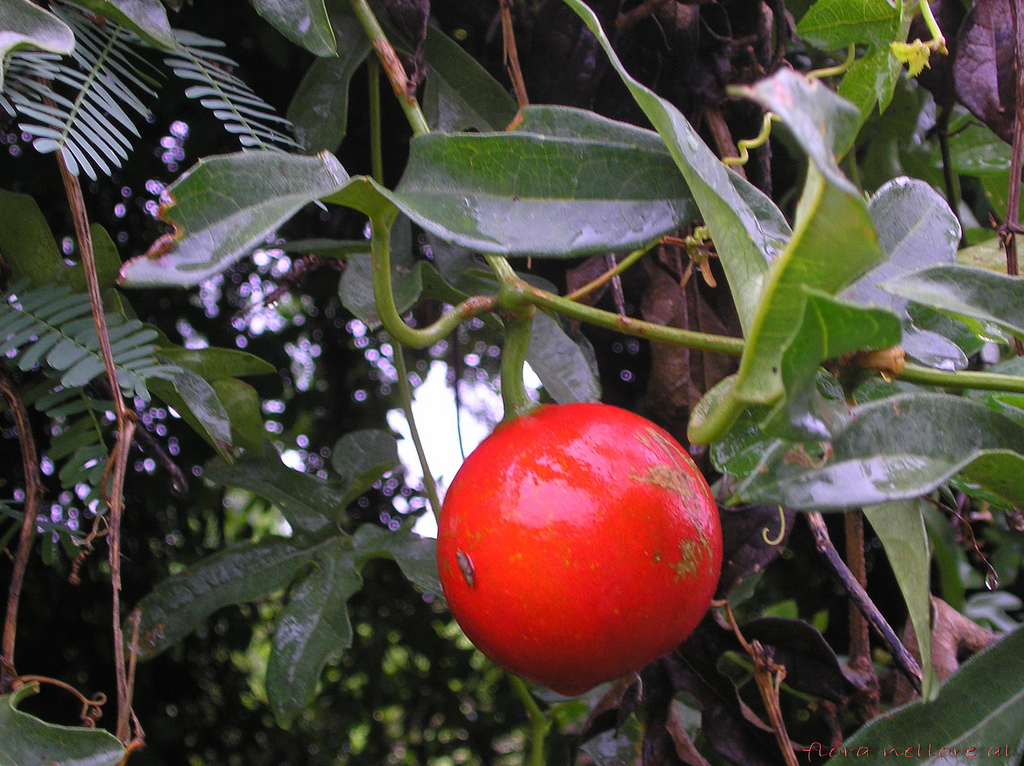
[456,550,475,588]
[673,539,704,581]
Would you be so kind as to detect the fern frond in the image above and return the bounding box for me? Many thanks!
[0,284,180,401]
[167,30,302,152]
[2,2,158,180]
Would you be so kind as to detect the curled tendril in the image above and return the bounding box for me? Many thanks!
[762,506,787,546]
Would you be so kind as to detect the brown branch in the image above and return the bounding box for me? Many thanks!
[0,368,45,693]
[722,603,799,766]
[1006,0,1024,354]
[57,155,137,745]
[844,511,878,718]
[805,512,923,695]
[500,0,529,111]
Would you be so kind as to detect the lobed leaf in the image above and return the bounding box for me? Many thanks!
[205,440,339,534]
[352,524,441,596]
[266,538,361,726]
[0,684,125,766]
[286,4,371,152]
[132,536,322,658]
[330,429,400,508]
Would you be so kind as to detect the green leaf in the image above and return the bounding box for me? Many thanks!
[862,499,939,701]
[205,440,338,534]
[149,367,234,460]
[266,538,361,726]
[72,0,174,49]
[690,70,883,443]
[845,177,965,369]
[0,189,65,289]
[157,346,277,380]
[286,5,371,152]
[0,684,125,766]
[212,378,266,452]
[0,0,74,91]
[735,393,1024,510]
[250,0,335,56]
[422,25,518,132]
[330,429,399,506]
[338,215,420,328]
[561,0,791,336]
[526,310,601,404]
[133,536,319,658]
[837,46,902,124]
[119,150,350,287]
[882,265,1024,341]
[797,0,902,51]
[825,625,1024,763]
[352,524,441,596]
[766,288,901,439]
[391,104,699,257]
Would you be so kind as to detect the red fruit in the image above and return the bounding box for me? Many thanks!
[436,403,722,696]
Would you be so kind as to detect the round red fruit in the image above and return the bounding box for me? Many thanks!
[436,403,722,696]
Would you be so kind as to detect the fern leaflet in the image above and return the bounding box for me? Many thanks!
[167,30,302,152]
[0,284,180,401]
[2,2,158,180]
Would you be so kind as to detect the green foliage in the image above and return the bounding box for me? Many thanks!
[0,684,126,766]
[5,0,1024,761]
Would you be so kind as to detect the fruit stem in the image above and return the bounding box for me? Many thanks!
[510,675,551,766]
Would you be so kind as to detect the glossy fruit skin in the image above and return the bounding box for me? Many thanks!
[436,403,722,696]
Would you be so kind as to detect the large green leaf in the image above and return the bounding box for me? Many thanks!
[825,625,1024,764]
[133,536,320,658]
[689,70,884,443]
[74,0,175,50]
[352,524,441,596]
[330,428,400,507]
[250,0,335,56]
[735,392,1024,509]
[266,538,361,726]
[422,25,518,132]
[286,3,370,152]
[797,0,903,50]
[837,46,903,124]
[562,0,790,337]
[845,177,966,370]
[391,105,698,257]
[882,265,1024,340]
[118,151,350,287]
[0,684,125,766]
[765,288,901,439]
[862,500,939,701]
[205,440,339,534]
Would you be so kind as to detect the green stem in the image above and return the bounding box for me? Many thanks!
[510,675,551,766]
[368,59,384,184]
[369,214,498,348]
[898,362,1024,394]
[916,0,948,54]
[521,281,747,355]
[350,0,430,136]
[392,344,442,519]
[499,308,536,419]
[564,242,653,301]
